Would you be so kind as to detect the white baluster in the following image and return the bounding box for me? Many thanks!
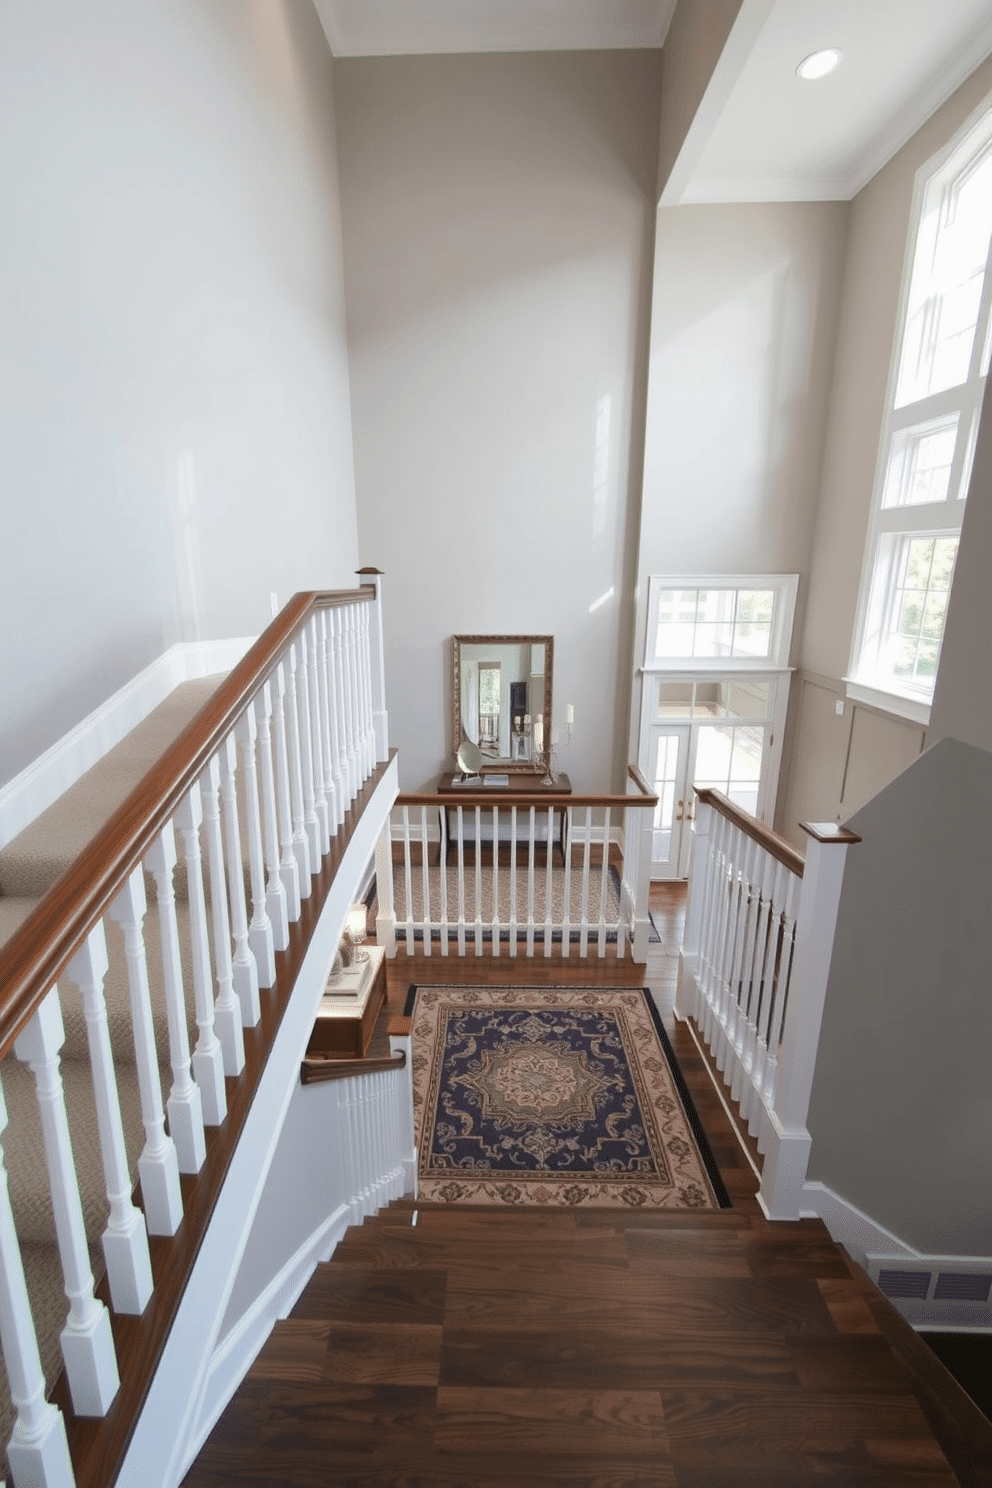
[456,806,467,957]
[63,926,153,1316]
[438,806,449,957]
[322,609,346,828]
[314,610,339,838]
[596,807,612,958]
[256,682,291,951]
[173,786,227,1128]
[560,804,572,959]
[357,600,376,777]
[526,806,536,957]
[508,808,518,959]
[401,806,415,957]
[108,871,184,1235]
[345,605,362,790]
[491,807,501,959]
[420,805,432,958]
[282,650,313,888]
[543,805,554,959]
[145,824,207,1174]
[473,806,483,958]
[294,631,322,868]
[579,806,593,959]
[270,664,303,918]
[0,1078,77,1483]
[198,757,246,1078]
[305,615,330,853]
[11,994,120,1421]
[218,735,261,1027]
[235,706,276,988]
[329,607,353,808]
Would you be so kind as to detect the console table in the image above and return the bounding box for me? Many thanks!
[436,772,572,865]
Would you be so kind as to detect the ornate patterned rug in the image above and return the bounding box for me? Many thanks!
[405,986,730,1210]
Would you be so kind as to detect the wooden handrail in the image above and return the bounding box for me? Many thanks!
[393,768,658,812]
[0,585,375,1061]
[694,787,806,878]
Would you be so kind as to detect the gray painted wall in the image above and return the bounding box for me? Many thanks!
[334,50,663,792]
[806,736,992,1256]
[0,0,360,788]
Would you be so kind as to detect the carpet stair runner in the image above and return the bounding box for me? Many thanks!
[0,678,225,1452]
[184,1197,989,1487]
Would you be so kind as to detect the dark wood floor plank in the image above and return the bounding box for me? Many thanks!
[288,1267,447,1326]
[434,1385,671,1459]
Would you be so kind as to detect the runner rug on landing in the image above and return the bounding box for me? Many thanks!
[405,985,730,1210]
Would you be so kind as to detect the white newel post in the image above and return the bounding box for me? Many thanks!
[109,870,184,1236]
[758,822,860,1220]
[358,569,389,765]
[11,991,120,1417]
[0,1072,77,1488]
[65,926,154,1317]
[676,799,713,1020]
[374,819,397,956]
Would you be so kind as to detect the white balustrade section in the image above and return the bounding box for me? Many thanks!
[0,585,390,1481]
[377,783,656,960]
[676,791,859,1221]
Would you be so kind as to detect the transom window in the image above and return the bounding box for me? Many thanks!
[850,99,992,719]
[645,574,797,670]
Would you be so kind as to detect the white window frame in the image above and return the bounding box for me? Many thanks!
[643,573,798,672]
[847,98,992,725]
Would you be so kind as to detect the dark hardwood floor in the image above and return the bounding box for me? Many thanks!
[183,885,992,1487]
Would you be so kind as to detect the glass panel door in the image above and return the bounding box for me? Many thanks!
[647,725,691,879]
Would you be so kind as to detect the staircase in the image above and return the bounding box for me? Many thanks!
[0,680,222,1444]
[184,1196,992,1486]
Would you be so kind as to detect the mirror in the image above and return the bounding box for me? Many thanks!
[452,635,554,773]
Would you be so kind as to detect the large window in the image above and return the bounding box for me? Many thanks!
[645,574,797,669]
[850,101,992,720]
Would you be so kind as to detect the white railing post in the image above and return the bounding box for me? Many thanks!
[624,791,655,963]
[387,1029,418,1197]
[198,757,246,1079]
[108,869,184,1236]
[65,925,154,1317]
[374,820,397,956]
[256,682,291,951]
[11,992,120,1419]
[0,1073,77,1488]
[145,824,207,1175]
[173,786,228,1128]
[359,568,389,764]
[235,705,277,988]
[759,823,860,1220]
[218,735,261,1028]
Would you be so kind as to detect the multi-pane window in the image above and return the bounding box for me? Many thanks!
[850,101,992,715]
[646,575,797,669]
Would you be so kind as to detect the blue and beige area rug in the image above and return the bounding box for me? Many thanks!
[405,986,730,1210]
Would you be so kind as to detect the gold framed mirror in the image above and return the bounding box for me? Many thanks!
[451,635,553,773]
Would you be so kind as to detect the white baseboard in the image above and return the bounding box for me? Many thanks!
[0,636,256,849]
[182,1201,352,1479]
[802,1181,992,1331]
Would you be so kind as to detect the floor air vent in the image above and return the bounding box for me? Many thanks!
[878,1269,932,1299]
[933,1272,992,1302]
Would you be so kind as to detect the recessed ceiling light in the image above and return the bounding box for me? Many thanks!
[796,47,844,81]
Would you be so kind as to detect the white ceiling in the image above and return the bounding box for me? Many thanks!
[313,0,992,202]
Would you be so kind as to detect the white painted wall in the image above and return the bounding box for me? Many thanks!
[333,50,663,791]
[0,0,359,788]
[806,737,992,1257]
[630,199,848,794]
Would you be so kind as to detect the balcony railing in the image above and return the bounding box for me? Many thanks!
[676,788,860,1219]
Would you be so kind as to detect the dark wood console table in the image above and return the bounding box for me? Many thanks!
[436,772,573,865]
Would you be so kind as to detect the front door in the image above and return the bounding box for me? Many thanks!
[645,724,692,879]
